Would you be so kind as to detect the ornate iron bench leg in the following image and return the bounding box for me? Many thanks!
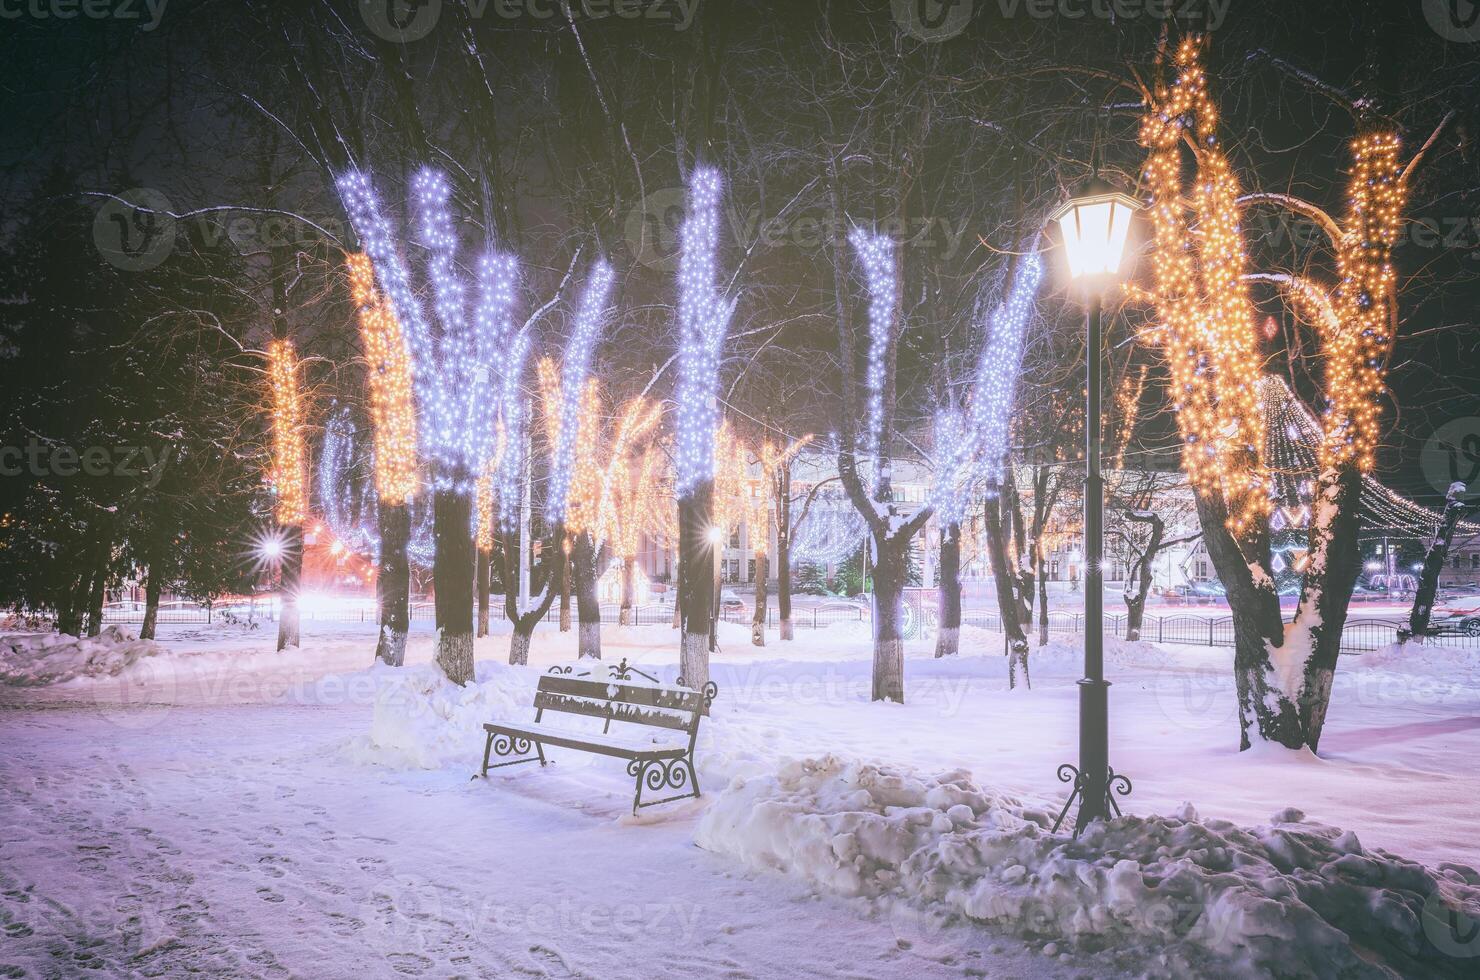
[628,757,701,814]
[479,732,543,777]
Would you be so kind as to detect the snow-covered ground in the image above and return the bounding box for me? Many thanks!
[2,618,1479,977]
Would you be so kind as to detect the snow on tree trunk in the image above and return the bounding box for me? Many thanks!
[1406,482,1470,640]
[871,535,908,703]
[751,552,769,647]
[619,556,636,625]
[433,488,475,686]
[572,532,601,659]
[1193,490,1302,750]
[984,494,1030,673]
[934,522,961,658]
[558,545,572,632]
[508,627,532,666]
[376,502,410,667]
[276,523,303,652]
[476,547,491,638]
[139,565,162,641]
[1281,465,1363,752]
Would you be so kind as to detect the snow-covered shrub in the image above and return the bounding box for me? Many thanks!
[696,755,1480,978]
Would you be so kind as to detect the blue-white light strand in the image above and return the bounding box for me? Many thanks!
[544,259,613,524]
[675,167,736,499]
[847,228,898,496]
[969,249,1044,486]
[337,166,510,493]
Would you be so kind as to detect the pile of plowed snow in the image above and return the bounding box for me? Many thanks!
[0,627,165,686]
[696,755,1480,978]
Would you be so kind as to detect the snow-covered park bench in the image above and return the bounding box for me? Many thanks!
[479,663,718,814]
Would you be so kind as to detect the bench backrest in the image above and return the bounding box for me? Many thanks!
[534,674,704,739]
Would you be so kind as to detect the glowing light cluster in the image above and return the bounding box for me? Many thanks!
[544,261,613,524]
[790,487,869,566]
[1137,36,1268,533]
[848,228,898,492]
[348,253,418,506]
[1323,132,1405,471]
[495,331,531,532]
[266,337,309,526]
[674,167,736,498]
[970,250,1044,486]
[1114,364,1149,468]
[931,409,973,524]
[475,473,495,553]
[604,399,665,561]
[337,168,512,491]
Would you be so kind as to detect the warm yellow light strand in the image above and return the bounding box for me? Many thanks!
[348,253,418,507]
[266,337,309,526]
[1137,35,1269,532]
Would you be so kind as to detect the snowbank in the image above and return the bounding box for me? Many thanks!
[0,627,165,685]
[696,755,1480,978]
[345,662,537,769]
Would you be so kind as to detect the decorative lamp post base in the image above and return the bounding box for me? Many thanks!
[1051,678,1133,835]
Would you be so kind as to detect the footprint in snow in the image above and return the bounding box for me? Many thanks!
[527,945,577,977]
[256,888,284,904]
[386,952,434,975]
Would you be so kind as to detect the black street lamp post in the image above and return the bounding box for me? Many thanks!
[1048,182,1141,835]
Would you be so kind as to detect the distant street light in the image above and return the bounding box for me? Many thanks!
[1049,180,1142,836]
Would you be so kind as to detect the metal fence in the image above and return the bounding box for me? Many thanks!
[100,600,1476,655]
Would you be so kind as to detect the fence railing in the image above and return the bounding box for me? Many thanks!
[99,601,1475,655]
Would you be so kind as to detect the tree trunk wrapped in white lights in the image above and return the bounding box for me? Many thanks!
[674,167,736,700]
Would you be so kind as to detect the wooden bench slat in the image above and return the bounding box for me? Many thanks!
[483,722,686,760]
[533,692,694,731]
[538,674,703,713]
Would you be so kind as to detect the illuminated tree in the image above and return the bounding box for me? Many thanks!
[836,228,933,702]
[347,252,418,665]
[1132,36,1436,751]
[337,167,514,685]
[265,336,308,652]
[603,399,665,626]
[674,167,737,696]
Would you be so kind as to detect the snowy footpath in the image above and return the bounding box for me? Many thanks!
[3,620,1480,978]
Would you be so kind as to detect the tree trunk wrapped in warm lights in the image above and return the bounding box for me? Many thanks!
[266,336,309,653]
[1134,36,1412,751]
[347,253,418,667]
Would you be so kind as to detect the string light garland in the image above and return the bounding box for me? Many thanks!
[347,253,418,506]
[1137,36,1268,533]
[1324,132,1404,471]
[544,261,613,525]
[266,337,309,526]
[675,167,737,499]
[495,330,531,532]
[848,228,898,493]
[971,249,1045,487]
[337,167,511,493]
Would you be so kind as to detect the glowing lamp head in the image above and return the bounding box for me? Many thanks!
[707,526,725,546]
[1051,182,1141,282]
